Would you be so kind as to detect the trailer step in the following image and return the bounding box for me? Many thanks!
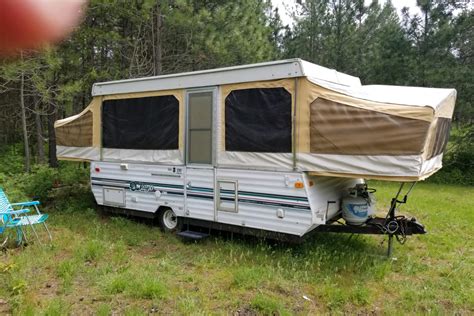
[177,230,209,240]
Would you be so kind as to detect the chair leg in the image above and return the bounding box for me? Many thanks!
[1,234,8,248]
[43,222,52,243]
[29,223,43,246]
[33,206,52,244]
[22,226,29,244]
[1,224,9,248]
[15,227,23,246]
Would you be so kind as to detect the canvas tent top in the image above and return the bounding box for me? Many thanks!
[55,59,456,182]
[310,78,455,114]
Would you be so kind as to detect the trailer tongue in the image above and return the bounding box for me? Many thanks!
[311,182,426,257]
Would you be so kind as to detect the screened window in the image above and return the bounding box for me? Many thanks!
[102,95,179,150]
[225,88,292,152]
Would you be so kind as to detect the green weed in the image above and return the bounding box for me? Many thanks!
[103,273,128,294]
[232,266,270,289]
[251,293,290,315]
[43,298,70,316]
[77,239,106,262]
[56,259,78,290]
[96,303,112,316]
[177,295,204,314]
[127,276,167,300]
[103,271,167,300]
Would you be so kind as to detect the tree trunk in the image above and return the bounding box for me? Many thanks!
[47,103,58,168]
[154,1,163,75]
[20,69,31,173]
[35,103,45,164]
[310,1,315,61]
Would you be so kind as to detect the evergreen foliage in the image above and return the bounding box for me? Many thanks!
[0,0,472,183]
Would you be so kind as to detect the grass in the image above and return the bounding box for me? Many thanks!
[0,182,472,314]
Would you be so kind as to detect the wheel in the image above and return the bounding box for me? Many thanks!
[157,208,180,232]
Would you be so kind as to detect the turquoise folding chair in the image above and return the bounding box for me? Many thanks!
[0,206,29,247]
[0,188,52,245]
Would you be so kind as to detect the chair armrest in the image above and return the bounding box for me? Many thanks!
[10,201,40,207]
[0,209,30,215]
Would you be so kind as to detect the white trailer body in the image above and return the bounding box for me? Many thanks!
[91,161,360,236]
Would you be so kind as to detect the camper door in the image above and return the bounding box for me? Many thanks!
[185,88,219,222]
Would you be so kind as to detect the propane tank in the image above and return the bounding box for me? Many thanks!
[342,184,376,225]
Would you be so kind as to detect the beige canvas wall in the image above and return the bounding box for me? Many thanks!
[309,98,431,155]
[55,97,102,148]
[56,111,93,147]
[423,117,451,159]
[295,78,436,153]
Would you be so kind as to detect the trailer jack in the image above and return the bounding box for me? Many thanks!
[385,182,421,257]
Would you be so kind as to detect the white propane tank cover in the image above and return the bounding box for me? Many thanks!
[277,208,285,218]
[342,196,369,225]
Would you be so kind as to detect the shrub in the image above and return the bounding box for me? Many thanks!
[0,143,26,175]
[19,160,94,210]
[23,164,59,201]
[0,142,94,209]
[429,125,474,185]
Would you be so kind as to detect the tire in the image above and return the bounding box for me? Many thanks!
[157,208,180,233]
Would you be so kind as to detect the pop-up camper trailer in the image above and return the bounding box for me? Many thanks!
[55,59,456,254]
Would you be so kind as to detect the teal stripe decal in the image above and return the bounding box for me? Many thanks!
[92,177,308,203]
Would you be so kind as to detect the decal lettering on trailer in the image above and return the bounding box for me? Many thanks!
[129,181,156,192]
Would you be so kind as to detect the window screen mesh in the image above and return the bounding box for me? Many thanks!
[225,88,292,152]
[102,95,179,150]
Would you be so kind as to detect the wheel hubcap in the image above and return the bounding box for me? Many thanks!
[163,209,177,229]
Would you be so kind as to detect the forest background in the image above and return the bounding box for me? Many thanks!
[0,0,472,184]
